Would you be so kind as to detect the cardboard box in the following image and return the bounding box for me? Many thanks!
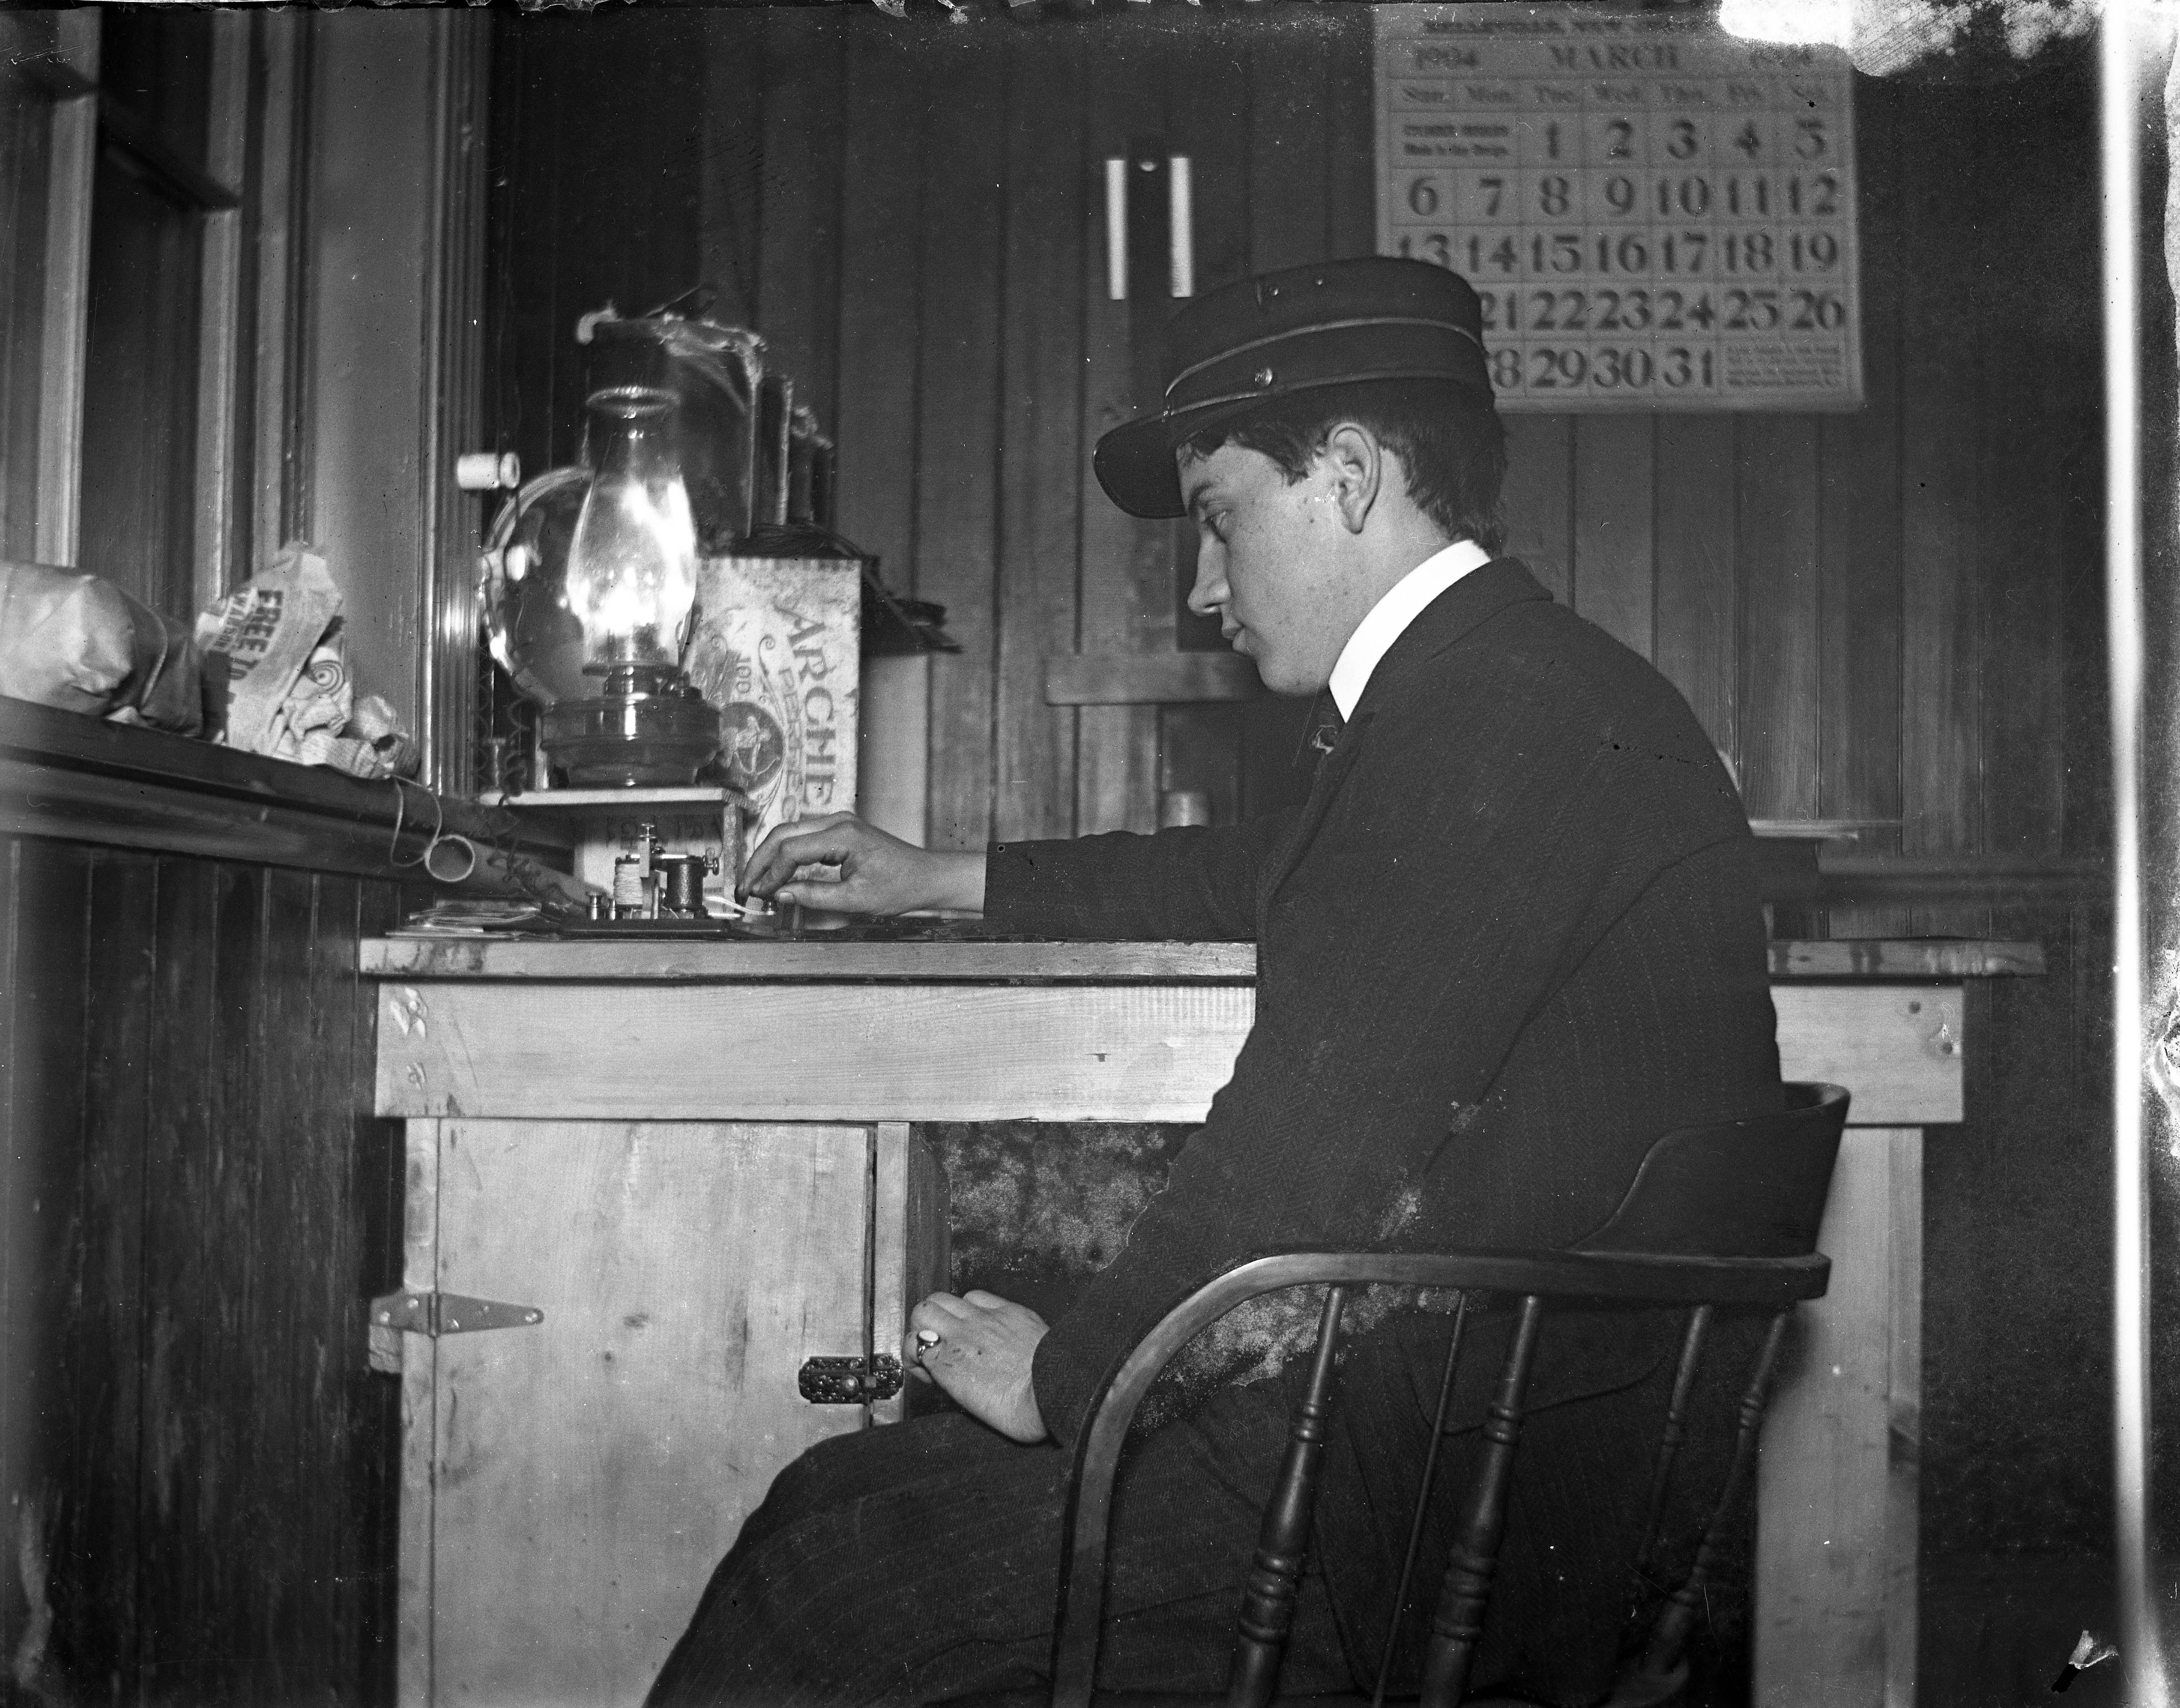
[683,556,860,867]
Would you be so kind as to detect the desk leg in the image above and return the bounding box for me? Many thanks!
[1755,1125,1921,1708]
[868,1123,949,1426]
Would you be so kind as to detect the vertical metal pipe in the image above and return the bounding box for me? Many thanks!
[2109,2,2174,1695]
[2101,0,2171,1692]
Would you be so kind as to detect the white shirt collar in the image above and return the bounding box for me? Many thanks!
[1326,539,1493,720]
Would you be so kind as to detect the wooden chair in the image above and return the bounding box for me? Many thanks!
[1031,1082,1850,1708]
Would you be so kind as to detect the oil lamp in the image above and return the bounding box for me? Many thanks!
[535,384,721,787]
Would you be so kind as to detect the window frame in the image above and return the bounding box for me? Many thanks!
[21,10,300,614]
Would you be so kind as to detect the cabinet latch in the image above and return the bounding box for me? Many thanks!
[367,1290,544,1374]
[797,1354,904,1404]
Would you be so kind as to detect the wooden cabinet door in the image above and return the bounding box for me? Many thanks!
[398,1119,890,1707]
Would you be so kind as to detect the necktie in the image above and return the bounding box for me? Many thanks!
[1300,693,1345,768]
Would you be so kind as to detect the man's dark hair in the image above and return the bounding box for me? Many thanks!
[1181,380,1508,556]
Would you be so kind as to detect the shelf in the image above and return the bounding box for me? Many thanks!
[487,787,736,813]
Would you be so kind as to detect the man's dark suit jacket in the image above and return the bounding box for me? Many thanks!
[982,558,1785,1695]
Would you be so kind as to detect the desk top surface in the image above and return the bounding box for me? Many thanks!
[358,935,2044,984]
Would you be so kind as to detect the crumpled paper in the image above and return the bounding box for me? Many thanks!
[196,543,419,780]
[0,559,205,733]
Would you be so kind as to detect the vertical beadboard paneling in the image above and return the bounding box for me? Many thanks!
[1735,417,1822,822]
[1572,414,1656,659]
[1816,78,1904,835]
[2,841,93,1690]
[833,19,927,584]
[1501,416,1575,601]
[994,24,1087,844]
[696,10,768,334]
[1168,11,1254,672]
[60,850,155,1685]
[252,868,321,1677]
[136,856,223,1686]
[1818,79,1906,932]
[914,35,1006,852]
[1247,13,1331,276]
[1,839,404,1702]
[1654,416,1739,767]
[1172,20,1256,297]
[1322,7,1376,260]
[1976,77,2094,863]
[756,9,848,428]
[1153,41,1250,857]
[1898,87,1984,933]
[0,842,20,1667]
[486,15,2091,892]
[1227,13,1348,822]
[1075,29,1170,836]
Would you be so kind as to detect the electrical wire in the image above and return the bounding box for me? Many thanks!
[387,775,480,886]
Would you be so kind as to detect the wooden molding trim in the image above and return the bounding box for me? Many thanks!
[1813,851,2110,900]
[1043,652,1262,706]
[250,11,311,569]
[368,980,1965,1127]
[0,695,572,892]
[356,934,2044,985]
[418,11,491,799]
[193,13,250,610]
[34,86,95,566]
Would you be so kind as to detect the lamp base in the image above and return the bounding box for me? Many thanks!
[541,664,721,789]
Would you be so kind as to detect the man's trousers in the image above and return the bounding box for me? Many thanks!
[644,1380,1351,1707]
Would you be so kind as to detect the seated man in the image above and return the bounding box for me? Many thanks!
[648,257,1782,1707]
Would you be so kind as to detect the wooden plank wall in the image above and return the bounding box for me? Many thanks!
[489,12,2102,881]
[0,839,414,1704]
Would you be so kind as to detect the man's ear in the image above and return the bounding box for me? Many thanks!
[1320,423,1381,534]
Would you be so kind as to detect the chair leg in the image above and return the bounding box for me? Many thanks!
[1369,1292,1471,1708]
[1225,1286,1348,1708]
[1637,1308,1792,1681]
[1632,1304,1713,1596]
[1418,1293,1547,1708]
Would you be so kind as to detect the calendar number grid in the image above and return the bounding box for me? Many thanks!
[1375,7,1862,412]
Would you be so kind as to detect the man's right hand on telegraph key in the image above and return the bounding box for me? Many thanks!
[737,811,987,918]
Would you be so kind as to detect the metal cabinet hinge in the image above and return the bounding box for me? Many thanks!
[367,1289,544,1375]
[797,1354,904,1405]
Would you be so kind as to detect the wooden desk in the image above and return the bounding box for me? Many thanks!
[366,935,2023,1707]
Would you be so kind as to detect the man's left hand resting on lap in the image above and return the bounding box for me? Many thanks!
[906,1289,1050,1444]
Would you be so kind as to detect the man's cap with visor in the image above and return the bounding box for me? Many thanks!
[1092,255,1496,520]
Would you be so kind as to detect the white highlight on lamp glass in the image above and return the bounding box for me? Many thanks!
[1106,157,1128,302]
[1170,155,1194,297]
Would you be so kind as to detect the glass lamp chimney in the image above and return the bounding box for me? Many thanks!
[563,386,698,670]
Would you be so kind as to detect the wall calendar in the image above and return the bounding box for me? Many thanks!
[1374,6,1861,411]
